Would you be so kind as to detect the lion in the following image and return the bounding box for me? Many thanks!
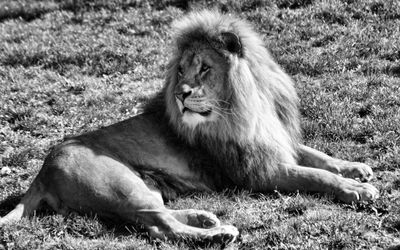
[0,10,379,244]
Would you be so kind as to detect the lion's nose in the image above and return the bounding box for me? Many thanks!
[175,91,192,102]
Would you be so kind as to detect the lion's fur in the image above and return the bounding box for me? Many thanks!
[164,11,300,188]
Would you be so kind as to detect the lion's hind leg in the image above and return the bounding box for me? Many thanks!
[120,184,236,243]
[135,209,238,244]
[114,176,236,243]
[298,145,373,182]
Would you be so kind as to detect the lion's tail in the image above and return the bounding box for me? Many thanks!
[0,180,44,226]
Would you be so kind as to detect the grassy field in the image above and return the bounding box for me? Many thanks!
[1,0,400,249]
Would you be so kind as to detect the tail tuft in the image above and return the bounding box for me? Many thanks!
[0,204,26,226]
[0,182,44,226]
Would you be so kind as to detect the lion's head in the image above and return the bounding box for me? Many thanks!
[164,10,300,163]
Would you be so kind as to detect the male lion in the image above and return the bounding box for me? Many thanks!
[0,10,379,243]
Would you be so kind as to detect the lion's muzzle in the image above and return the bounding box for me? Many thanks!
[175,89,212,116]
[175,90,192,103]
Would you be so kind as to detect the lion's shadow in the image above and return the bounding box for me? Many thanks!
[0,193,22,217]
[0,194,231,248]
[0,193,148,239]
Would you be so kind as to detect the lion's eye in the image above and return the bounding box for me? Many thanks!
[200,64,210,74]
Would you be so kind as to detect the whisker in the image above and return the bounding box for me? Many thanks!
[210,109,230,124]
[203,104,235,116]
[207,98,231,106]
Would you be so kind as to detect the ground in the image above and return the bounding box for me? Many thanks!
[0,0,400,249]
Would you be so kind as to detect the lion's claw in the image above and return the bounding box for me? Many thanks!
[340,162,374,182]
[337,178,379,203]
[210,225,239,244]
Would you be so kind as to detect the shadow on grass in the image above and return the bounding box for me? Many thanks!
[1,48,155,77]
[0,1,59,22]
[0,195,149,242]
[0,0,189,23]
[0,194,230,248]
[0,193,23,217]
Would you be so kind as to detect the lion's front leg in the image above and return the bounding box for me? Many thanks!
[272,163,379,203]
[298,145,373,182]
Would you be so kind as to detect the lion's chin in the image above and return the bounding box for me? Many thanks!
[181,110,209,128]
[176,98,214,128]
[182,107,212,116]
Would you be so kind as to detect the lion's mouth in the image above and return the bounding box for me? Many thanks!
[182,107,212,116]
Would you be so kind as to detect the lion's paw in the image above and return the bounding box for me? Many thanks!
[209,225,239,244]
[337,178,379,203]
[187,210,221,229]
[174,209,221,228]
[338,161,374,182]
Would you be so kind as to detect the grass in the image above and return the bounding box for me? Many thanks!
[1,0,400,248]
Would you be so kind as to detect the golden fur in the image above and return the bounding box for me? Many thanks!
[0,10,379,244]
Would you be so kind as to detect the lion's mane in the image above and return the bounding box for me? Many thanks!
[162,10,301,189]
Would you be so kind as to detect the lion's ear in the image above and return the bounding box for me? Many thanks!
[220,32,242,57]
